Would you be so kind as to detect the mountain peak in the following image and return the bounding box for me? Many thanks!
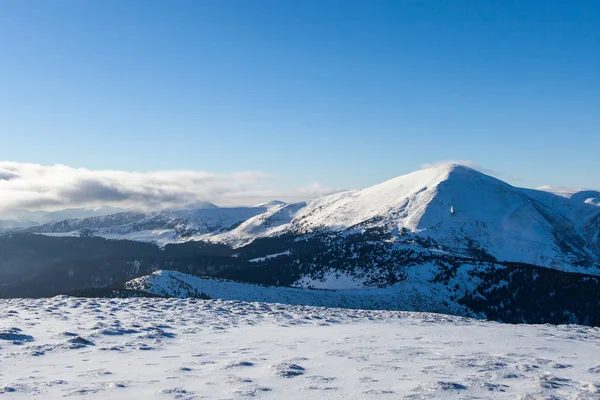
[421,162,508,191]
[368,163,489,200]
[186,201,219,210]
[423,162,486,180]
[421,162,476,173]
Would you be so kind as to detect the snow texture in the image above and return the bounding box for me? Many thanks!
[2,297,600,399]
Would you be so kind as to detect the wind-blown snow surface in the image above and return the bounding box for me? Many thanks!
[2,297,600,399]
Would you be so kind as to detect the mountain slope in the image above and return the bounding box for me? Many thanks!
[523,187,600,255]
[124,270,472,314]
[125,269,600,326]
[96,205,277,245]
[25,211,149,234]
[26,203,285,246]
[216,164,598,272]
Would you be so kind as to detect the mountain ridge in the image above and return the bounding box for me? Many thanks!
[9,163,600,275]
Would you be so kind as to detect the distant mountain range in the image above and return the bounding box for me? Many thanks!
[0,206,126,233]
[2,163,600,325]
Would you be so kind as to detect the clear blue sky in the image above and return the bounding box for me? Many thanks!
[1,0,598,191]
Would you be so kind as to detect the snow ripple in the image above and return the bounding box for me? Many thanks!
[1,296,600,399]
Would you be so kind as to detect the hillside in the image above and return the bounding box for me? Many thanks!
[123,269,600,326]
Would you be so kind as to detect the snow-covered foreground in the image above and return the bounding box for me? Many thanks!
[2,298,600,399]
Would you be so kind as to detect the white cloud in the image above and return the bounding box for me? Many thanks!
[209,183,344,206]
[297,183,343,197]
[420,160,501,178]
[0,161,342,212]
[420,160,478,170]
[535,185,591,195]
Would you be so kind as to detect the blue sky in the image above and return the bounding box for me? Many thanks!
[1,0,599,197]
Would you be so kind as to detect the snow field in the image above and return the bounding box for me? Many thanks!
[2,297,600,399]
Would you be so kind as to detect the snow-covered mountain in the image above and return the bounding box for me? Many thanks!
[22,163,600,274]
[25,211,149,235]
[0,206,130,234]
[216,164,598,271]
[522,187,600,257]
[0,206,127,225]
[21,202,287,245]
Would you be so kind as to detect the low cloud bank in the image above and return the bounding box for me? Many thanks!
[0,162,341,213]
